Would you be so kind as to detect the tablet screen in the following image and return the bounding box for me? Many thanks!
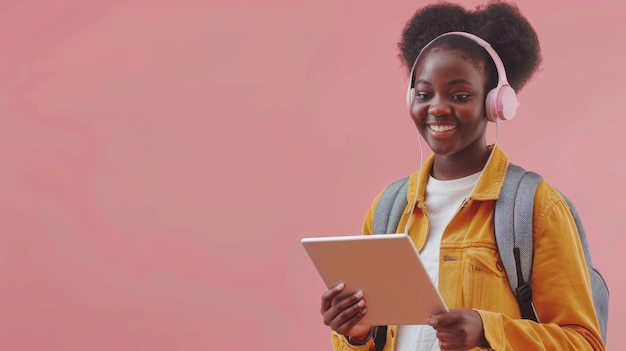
[302,233,448,325]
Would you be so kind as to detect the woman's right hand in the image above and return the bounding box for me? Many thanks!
[320,283,372,339]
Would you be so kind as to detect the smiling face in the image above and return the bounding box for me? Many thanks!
[410,48,491,177]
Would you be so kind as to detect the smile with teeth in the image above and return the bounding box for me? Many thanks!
[428,124,457,133]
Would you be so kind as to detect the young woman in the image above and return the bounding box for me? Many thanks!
[319,1,605,350]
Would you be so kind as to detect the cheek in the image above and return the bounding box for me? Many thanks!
[471,115,489,136]
[409,104,429,125]
[464,104,488,123]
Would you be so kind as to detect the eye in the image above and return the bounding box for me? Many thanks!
[451,93,470,101]
[415,92,431,100]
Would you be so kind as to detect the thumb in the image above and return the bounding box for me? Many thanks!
[427,315,439,327]
[427,312,456,328]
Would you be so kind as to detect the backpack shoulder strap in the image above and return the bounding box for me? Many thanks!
[495,164,542,320]
[371,177,409,351]
[495,164,529,290]
[373,177,410,234]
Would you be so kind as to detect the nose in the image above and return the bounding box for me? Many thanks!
[428,96,451,117]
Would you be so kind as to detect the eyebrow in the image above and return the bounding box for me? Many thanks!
[415,78,474,86]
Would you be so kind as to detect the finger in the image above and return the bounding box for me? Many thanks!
[323,290,365,326]
[434,310,486,350]
[429,310,461,328]
[439,339,463,350]
[332,305,368,335]
[437,332,467,351]
[435,329,456,342]
[320,283,344,315]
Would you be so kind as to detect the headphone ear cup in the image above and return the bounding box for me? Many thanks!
[497,85,518,121]
[485,85,518,122]
[485,88,497,122]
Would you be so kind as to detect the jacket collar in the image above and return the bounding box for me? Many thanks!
[407,145,509,204]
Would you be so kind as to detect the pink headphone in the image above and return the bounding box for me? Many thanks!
[406,31,519,122]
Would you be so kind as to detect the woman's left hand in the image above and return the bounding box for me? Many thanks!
[427,308,489,350]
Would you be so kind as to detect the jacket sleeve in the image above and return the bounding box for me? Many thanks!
[361,190,383,236]
[477,181,605,350]
[331,331,376,351]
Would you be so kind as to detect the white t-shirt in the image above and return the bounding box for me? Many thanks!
[395,171,481,351]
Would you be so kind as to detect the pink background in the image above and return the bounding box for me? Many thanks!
[0,0,623,349]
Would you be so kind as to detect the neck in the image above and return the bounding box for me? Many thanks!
[431,143,492,180]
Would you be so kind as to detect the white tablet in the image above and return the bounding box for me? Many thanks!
[301,233,448,325]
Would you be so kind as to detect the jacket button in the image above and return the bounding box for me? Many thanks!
[390,329,395,338]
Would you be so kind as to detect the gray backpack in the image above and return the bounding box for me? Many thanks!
[371,164,608,349]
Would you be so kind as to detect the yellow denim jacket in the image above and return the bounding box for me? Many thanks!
[331,146,604,350]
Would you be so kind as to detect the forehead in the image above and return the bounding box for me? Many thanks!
[415,48,487,83]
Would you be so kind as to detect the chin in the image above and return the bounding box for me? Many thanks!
[426,143,459,156]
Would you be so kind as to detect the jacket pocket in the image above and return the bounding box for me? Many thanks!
[462,247,518,314]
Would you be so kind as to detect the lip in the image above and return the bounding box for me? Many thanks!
[426,122,458,138]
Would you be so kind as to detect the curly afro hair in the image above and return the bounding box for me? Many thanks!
[398,1,542,92]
